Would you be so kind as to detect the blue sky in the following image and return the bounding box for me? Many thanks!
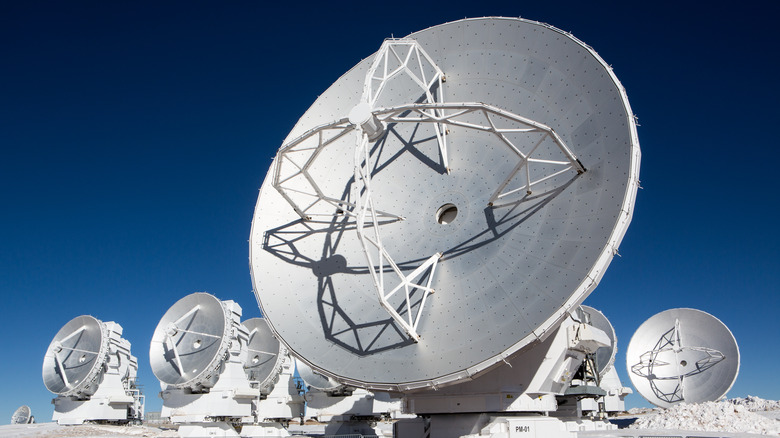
[2,0,778,423]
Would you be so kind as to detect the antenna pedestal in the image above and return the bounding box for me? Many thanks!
[177,422,240,437]
[305,388,405,422]
[249,355,305,426]
[296,357,410,436]
[556,366,632,421]
[52,396,132,426]
[397,317,616,437]
[243,317,305,434]
[555,306,632,420]
[303,388,410,437]
[159,362,258,423]
[598,367,632,413]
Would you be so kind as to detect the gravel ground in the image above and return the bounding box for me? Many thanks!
[4,398,778,437]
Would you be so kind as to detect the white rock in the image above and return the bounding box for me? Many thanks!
[728,395,780,412]
[630,400,780,435]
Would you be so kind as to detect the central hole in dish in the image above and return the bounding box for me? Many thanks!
[680,360,687,367]
[436,204,458,225]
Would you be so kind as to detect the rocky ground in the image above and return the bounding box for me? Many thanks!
[628,399,779,435]
[2,397,778,437]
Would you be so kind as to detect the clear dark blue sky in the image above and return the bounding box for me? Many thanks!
[2,0,778,422]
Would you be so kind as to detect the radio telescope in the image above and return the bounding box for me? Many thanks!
[151,292,252,435]
[250,16,640,437]
[151,293,302,437]
[626,308,739,408]
[11,406,34,425]
[43,315,144,425]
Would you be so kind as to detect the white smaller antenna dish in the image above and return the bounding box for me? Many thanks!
[243,317,285,392]
[42,315,143,425]
[43,315,108,398]
[150,293,232,391]
[580,305,617,377]
[295,358,344,393]
[626,308,739,408]
[11,405,33,424]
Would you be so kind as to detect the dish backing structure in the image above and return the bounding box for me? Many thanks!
[626,308,739,408]
[150,293,303,438]
[42,315,144,425]
[250,17,640,437]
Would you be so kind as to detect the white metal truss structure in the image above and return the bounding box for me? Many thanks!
[354,127,441,342]
[272,39,585,342]
[362,39,448,170]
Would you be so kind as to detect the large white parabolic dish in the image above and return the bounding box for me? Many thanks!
[250,17,641,391]
[43,315,109,397]
[626,308,740,408]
